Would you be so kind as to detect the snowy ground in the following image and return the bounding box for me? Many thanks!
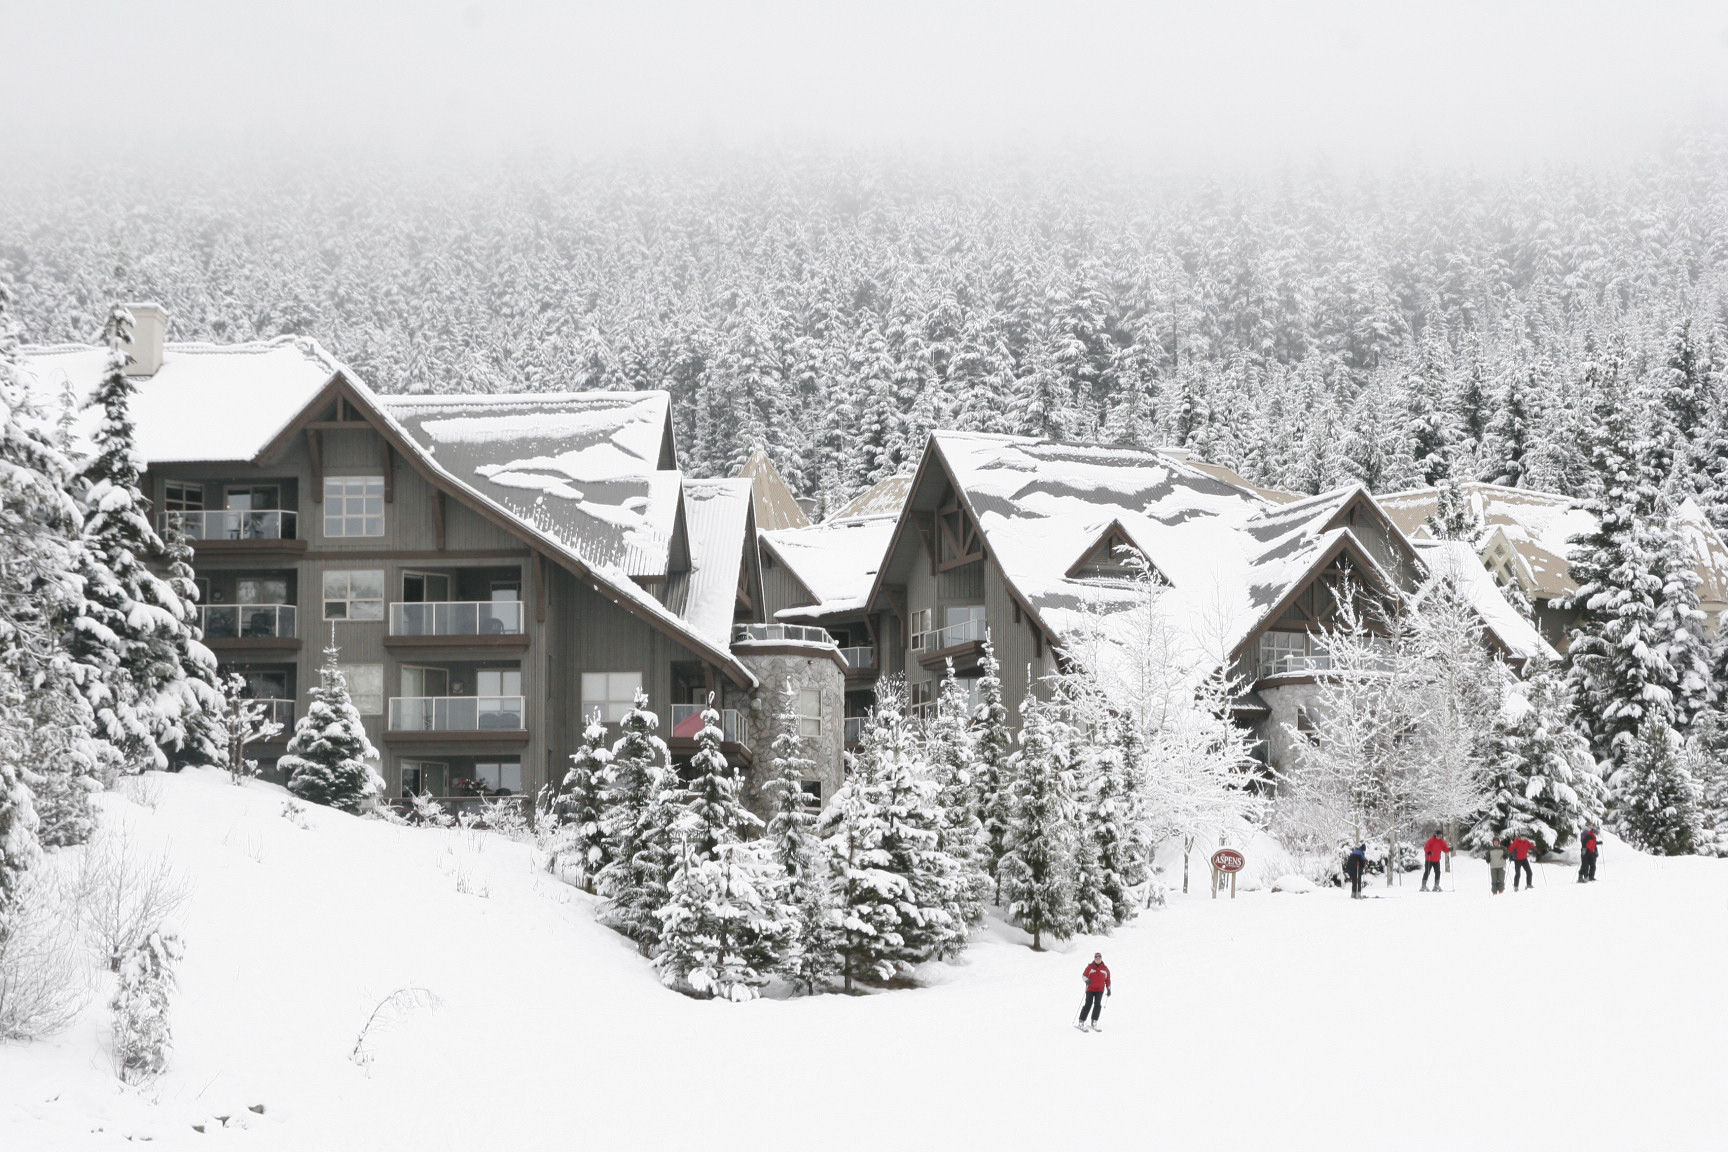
[3,770,1724,1151]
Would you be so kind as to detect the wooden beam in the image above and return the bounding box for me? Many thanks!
[535,553,548,624]
[434,490,447,551]
[306,429,323,503]
[382,442,396,503]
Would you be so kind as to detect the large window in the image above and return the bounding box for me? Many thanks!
[401,759,447,797]
[909,608,933,651]
[581,672,642,724]
[323,570,384,620]
[340,663,384,715]
[473,760,523,794]
[797,688,822,737]
[909,680,936,722]
[324,476,385,537]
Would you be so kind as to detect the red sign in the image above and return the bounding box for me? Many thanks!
[1210,849,1246,874]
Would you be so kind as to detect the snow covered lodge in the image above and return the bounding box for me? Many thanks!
[22,307,847,813]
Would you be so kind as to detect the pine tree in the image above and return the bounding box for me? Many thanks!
[111,931,182,1083]
[1000,691,1079,950]
[925,662,988,927]
[597,690,679,955]
[1684,708,1728,857]
[1651,509,1714,730]
[1612,712,1699,855]
[1467,684,1590,854]
[1077,709,1141,928]
[216,672,283,786]
[158,524,225,770]
[282,642,382,813]
[973,637,1015,901]
[764,684,840,993]
[549,711,613,892]
[819,727,905,993]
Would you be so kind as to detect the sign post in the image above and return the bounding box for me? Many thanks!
[1210,848,1246,900]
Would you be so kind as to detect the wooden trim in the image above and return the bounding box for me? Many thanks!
[205,637,302,653]
[306,428,324,503]
[434,491,447,551]
[383,634,530,652]
[304,419,371,432]
[187,539,310,559]
[382,730,531,747]
[1229,534,1402,670]
[915,638,985,672]
[382,442,396,504]
[298,548,530,562]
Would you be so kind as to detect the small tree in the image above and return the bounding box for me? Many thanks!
[548,711,613,892]
[282,643,382,814]
[597,690,679,955]
[764,683,840,994]
[972,637,1015,901]
[1613,712,1700,856]
[999,691,1078,950]
[112,931,182,1083]
[925,662,989,928]
[218,672,283,786]
[1685,708,1728,857]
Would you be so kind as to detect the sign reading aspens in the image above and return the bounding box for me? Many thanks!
[1210,849,1246,874]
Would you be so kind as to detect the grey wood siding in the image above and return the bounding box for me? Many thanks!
[759,551,815,618]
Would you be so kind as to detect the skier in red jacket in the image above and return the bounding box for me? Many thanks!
[1420,830,1450,892]
[1076,954,1111,1033]
[1578,826,1600,883]
[1508,835,1536,891]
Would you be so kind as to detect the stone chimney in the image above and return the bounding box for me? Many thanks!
[121,302,167,377]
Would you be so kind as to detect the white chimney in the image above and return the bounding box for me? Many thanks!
[121,302,167,377]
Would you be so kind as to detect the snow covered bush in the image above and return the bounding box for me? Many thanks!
[999,692,1078,951]
[70,826,188,972]
[406,792,454,828]
[1684,709,1728,857]
[111,930,182,1083]
[218,672,282,786]
[542,712,612,891]
[282,643,383,814]
[597,690,679,956]
[764,685,840,994]
[0,874,87,1040]
[1612,713,1700,856]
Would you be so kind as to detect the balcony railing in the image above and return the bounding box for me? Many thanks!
[843,716,867,746]
[163,509,297,541]
[838,645,876,671]
[198,603,297,640]
[733,623,835,646]
[914,617,987,652]
[1257,633,1395,679]
[389,601,525,637]
[248,698,295,731]
[388,696,525,732]
[670,704,746,744]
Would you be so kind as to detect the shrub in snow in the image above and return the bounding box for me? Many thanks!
[280,800,311,829]
[596,690,679,956]
[70,825,189,972]
[406,792,453,828]
[1612,713,1700,856]
[478,796,531,842]
[112,930,182,1083]
[0,875,87,1040]
[350,986,442,1070]
[999,692,1078,951]
[218,672,282,786]
[282,643,383,814]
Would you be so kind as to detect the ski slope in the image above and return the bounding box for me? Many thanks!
[3,769,1723,1151]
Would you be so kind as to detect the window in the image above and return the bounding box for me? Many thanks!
[401,759,447,797]
[239,670,289,700]
[225,485,280,511]
[799,780,822,809]
[909,608,933,651]
[235,576,289,605]
[798,688,822,737]
[473,760,523,794]
[1296,707,1320,743]
[163,480,203,514]
[323,570,384,620]
[324,476,385,537]
[909,680,935,722]
[340,664,383,715]
[582,672,643,724]
[402,572,452,602]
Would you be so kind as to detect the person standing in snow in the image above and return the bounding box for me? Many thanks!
[1076,953,1111,1032]
[1486,840,1508,895]
[1508,834,1536,891]
[1342,844,1367,899]
[1420,829,1450,892]
[1578,826,1599,883]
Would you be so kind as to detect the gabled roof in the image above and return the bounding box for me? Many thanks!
[827,474,914,523]
[1415,539,1556,664]
[377,392,680,578]
[19,337,341,462]
[762,517,897,621]
[735,446,811,531]
[668,477,756,648]
[1379,480,1728,607]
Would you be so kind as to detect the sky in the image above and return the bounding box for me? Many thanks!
[3,0,1726,171]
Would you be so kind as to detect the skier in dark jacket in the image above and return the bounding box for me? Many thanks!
[1508,835,1536,891]
[1343,844,1368,898]
[1420,830,1450,892]
[1076,954,1111,1032]
[1486,840,1508,894]
[1578,826,1599,882]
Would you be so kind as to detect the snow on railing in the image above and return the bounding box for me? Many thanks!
[387,696,525,731]
[163,509,298,541]
[915,616,987,652]
[389,601,525,637]
[669,704,745,743]
[198,603,297,639]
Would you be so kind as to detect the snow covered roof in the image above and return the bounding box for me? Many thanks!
[763,517,897,620]
[735,446,810,532]
[377,392,680,578]
[1380,481,1728,608]
[18,338,342,462]
[667,478,755,647]
[1414,539,1557,663]
[826,474,913,523]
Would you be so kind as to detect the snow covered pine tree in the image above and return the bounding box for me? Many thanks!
[280,642,383,813]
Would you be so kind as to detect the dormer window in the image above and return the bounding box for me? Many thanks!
[1067,522,1149,585]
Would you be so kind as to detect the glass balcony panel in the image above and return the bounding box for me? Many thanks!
[198,604,296,639]
[389,601,526,637]
[670,704,745,743]
[388,695,524,731]
[838,645,876,670]
[165,509,297,541]
[733,623,835,646]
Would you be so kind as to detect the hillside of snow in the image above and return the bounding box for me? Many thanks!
[3,769,1724,1151]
